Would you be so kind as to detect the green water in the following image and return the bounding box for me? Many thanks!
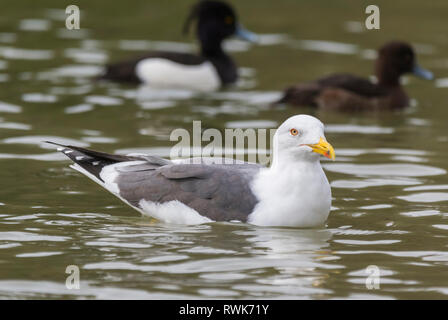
[0,0,448,299]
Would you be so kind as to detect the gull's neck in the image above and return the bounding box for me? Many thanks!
[263,145,325,194]
[268,136,319,172]
[269,149,321,173]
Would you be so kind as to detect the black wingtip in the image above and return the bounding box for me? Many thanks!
[46,142,110,182]
[44,141,66,148]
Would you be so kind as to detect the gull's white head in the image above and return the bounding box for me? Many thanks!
[274,114,335,163]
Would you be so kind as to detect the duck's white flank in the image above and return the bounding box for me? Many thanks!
[135,58,220,91]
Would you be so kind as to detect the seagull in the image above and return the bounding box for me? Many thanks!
[49,115,335,228]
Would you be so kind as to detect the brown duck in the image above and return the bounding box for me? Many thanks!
[277,41,433,112]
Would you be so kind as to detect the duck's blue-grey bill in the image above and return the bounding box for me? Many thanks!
[413,65,434,80]
[235,24,259,43]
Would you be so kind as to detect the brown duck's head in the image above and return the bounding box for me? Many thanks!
[375,41,433,86]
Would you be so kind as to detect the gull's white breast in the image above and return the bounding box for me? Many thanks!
[248,163,331,228]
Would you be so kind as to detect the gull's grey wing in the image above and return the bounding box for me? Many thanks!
[116,162,262,222]
[51,142,262,222]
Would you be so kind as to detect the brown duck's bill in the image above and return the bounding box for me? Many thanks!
[413,65,434,80]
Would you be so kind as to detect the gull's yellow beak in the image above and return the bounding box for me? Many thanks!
[307,137,335,160]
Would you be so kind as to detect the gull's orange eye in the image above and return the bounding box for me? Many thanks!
[290,128,299,136]
[225,16,233,25]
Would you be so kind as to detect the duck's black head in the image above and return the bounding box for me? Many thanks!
[375,41,433,86]
[183,0,257,55]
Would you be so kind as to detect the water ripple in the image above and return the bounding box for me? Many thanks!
[325,163,445,177]
[0,232,69,242]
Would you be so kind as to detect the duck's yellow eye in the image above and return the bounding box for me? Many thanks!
[290,128,299,136]
[225,16,233,25]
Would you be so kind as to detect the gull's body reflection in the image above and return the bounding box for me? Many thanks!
[228,225,339,298]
